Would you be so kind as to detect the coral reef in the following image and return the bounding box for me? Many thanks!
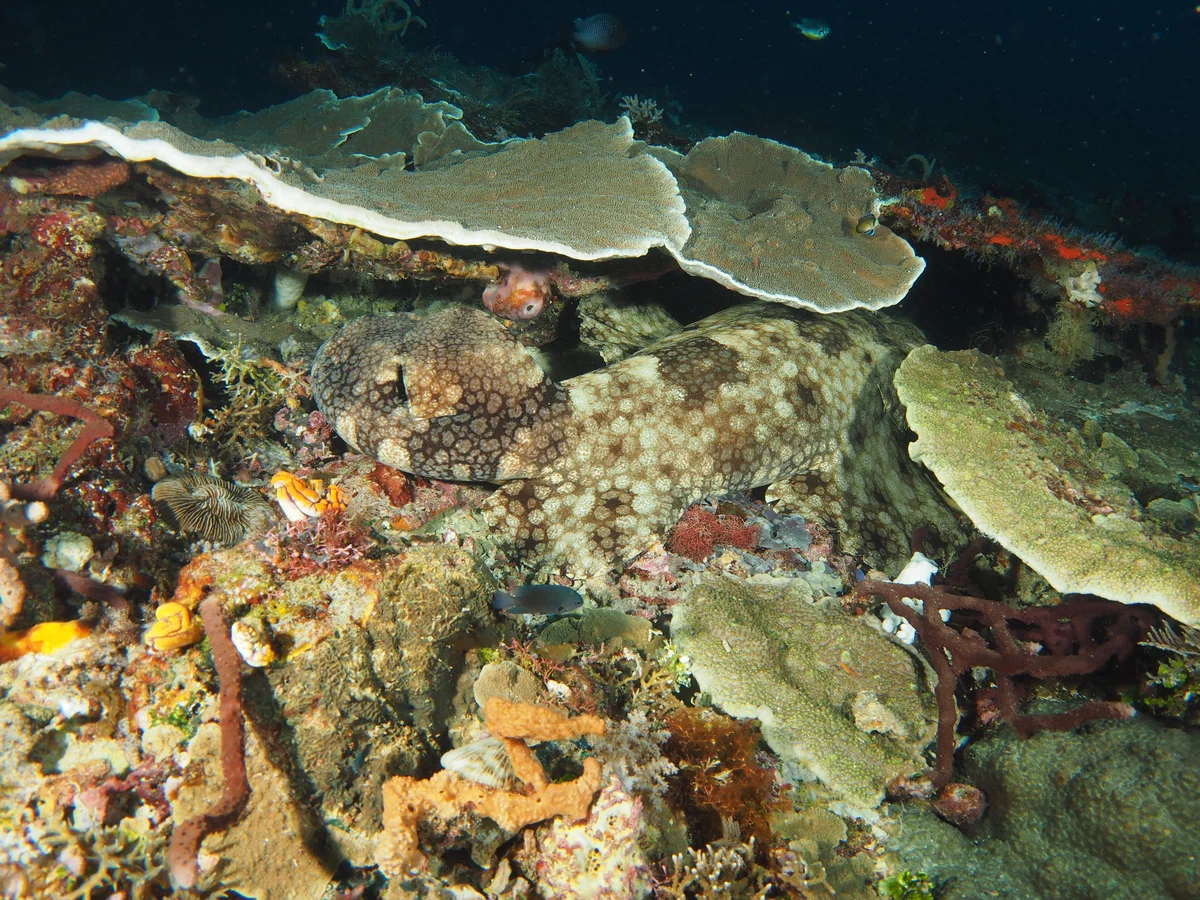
[2,49,1197,900]
[0,88,927,310]
[376,698,607,877]
[856,577,1153,789]
[891,717,1200,900]
[876,168,1200,324]
[671,572,938,820]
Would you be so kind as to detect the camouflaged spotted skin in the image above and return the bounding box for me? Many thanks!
[312,306,571,482]
[314,302,952,574]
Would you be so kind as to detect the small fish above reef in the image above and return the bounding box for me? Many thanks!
[493,583,584,616]
[570,13,628,52]
[792,17,831,40]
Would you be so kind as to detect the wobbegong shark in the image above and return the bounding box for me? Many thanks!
[312,302,958,574]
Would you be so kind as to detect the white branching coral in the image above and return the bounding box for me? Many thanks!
[619,95,664,129]
[1059,260,1104,307]
[591,710,677,798]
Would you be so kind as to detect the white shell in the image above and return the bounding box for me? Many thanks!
[440,736,515,789]
[230,619,276,667]
[273,268,309,310]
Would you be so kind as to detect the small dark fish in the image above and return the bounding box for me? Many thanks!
[571,13,628,52]
[855,213,878,236]
[492,584,584,616]
[792,17,831,41]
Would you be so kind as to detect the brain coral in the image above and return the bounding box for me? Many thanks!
[894,345,1200,626]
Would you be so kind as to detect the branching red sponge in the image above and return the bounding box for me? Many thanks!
[167,593,250,889]
[855,579,1153,788]
[0,386,116,502]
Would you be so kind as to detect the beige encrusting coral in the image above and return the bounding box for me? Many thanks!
[0,88,924,311]
[895,345,1200,626]
[670,572,938,820]
[314,301,961,574]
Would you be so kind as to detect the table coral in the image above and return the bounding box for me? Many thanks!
[313,301,960,574]
[894,345,1200,625]
[1,89,931,312]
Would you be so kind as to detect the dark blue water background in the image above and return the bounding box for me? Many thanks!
[2,1,1198,249]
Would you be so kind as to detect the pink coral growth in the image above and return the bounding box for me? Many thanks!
[667,505,760,562]
[482,262,552,320]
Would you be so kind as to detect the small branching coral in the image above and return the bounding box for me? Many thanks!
[190,340,307,463]
[653,838,758,900]
[1137,621,1200,723]
[31,815,172,900]
[619,94,664,139]
[667,505,760,563]
[260,507,375,579]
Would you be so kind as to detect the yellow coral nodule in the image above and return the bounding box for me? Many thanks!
[145,602,204,652]
[0,620,92,662]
